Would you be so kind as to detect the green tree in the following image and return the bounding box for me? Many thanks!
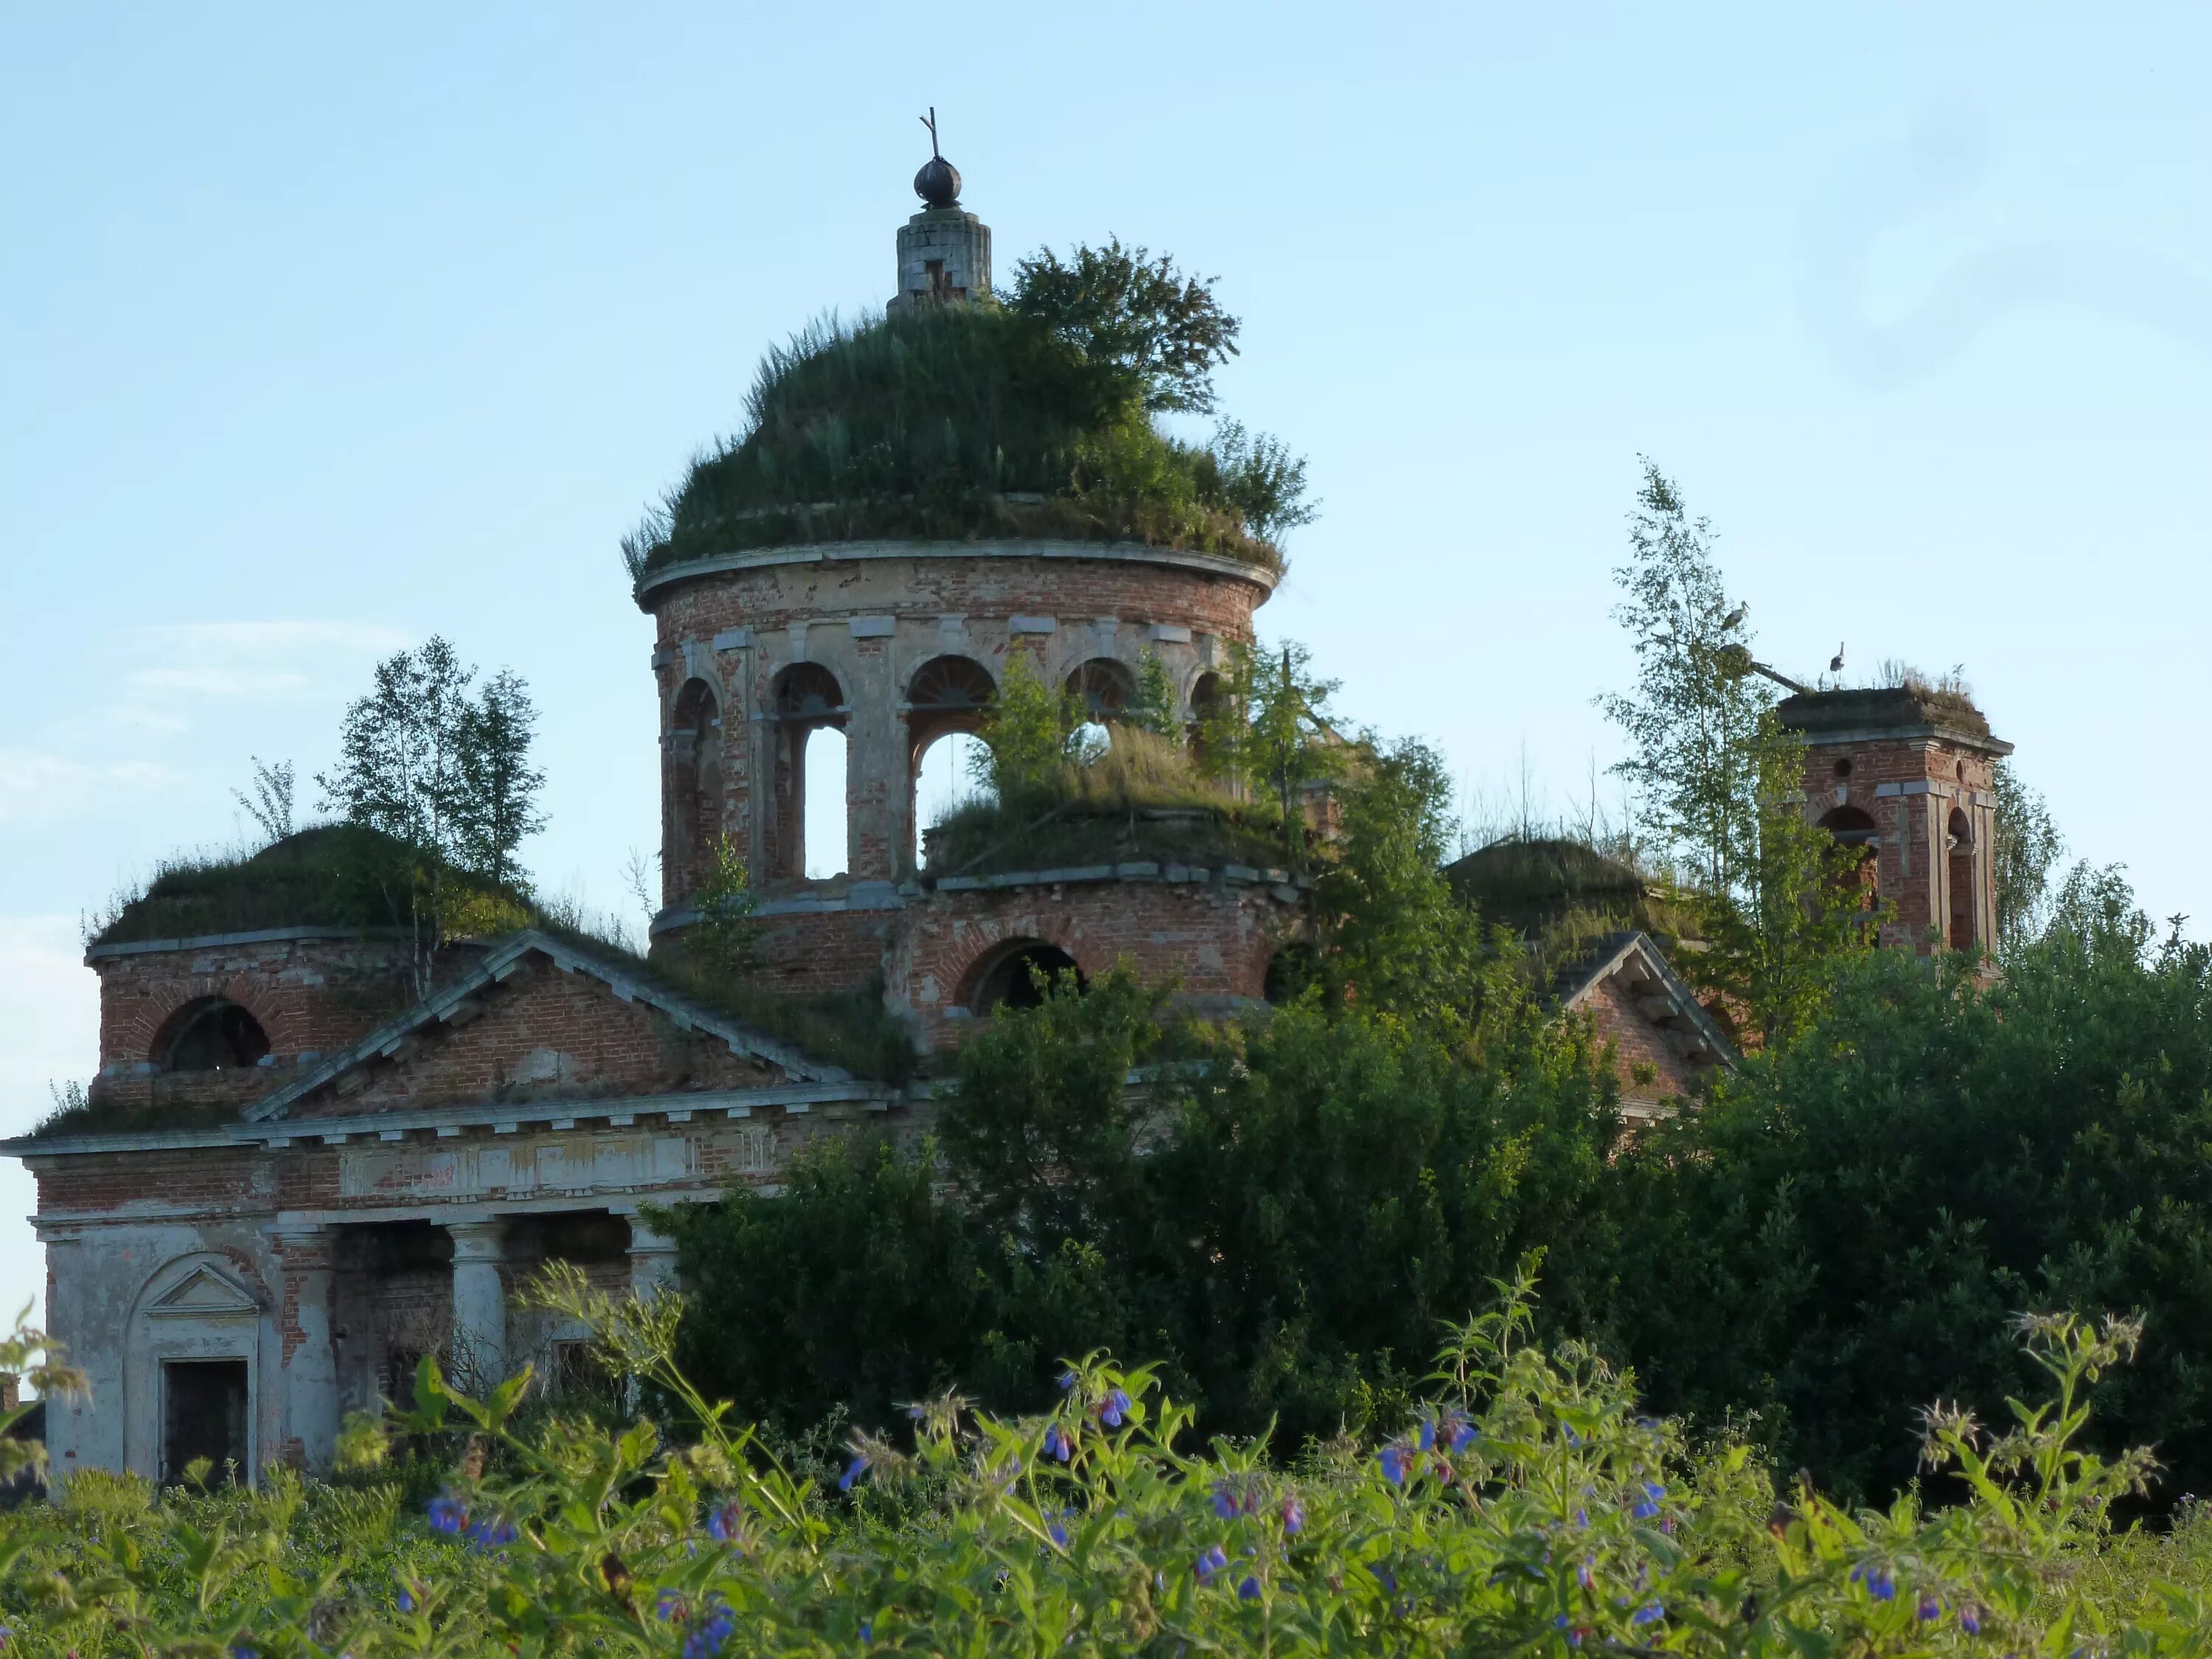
[1004,238,1241,414]
[1599,462,1870,1041]
[684,834,759,984]
[316,638,546,992]
[1127,649,1178,739]
[968,650,1076,815]
[230,756,296,849]
[452,668,547,890]
[1993,756,2066,945]
[1203,420,1320,544]
[1197,639,1345,864]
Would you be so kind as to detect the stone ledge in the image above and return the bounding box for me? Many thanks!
[85,925,414,962]
[635,539,1279,608]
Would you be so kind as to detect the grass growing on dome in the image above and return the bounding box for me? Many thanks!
[622,302,1305,582]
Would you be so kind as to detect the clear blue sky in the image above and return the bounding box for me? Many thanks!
[2,1,2207,1321]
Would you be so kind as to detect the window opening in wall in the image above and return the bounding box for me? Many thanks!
[906,655,998,868]
[770,664,846,881]
[804,727,849,878]
[914,731,992,863]
[666,679,722,908]
[1818,805,1881,910]
[1065,658,1136,720]
[1264,942,1322,1005]
[970,941,1084,1014]
[161,1358,248,1485]
[1189,670,1227,760]
[161,1000,271,1073]
[1947,807,1976,952]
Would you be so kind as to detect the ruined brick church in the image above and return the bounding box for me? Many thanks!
[6,152,2012,1486]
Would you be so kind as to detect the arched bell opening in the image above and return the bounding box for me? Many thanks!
[906,655,997,869]
[665,678,723,906]
[154,998,271,1073]
[768,664,847,882]
[1947,806,1978,952]
[963,939,1085,1015]
[1818,805,1881,911]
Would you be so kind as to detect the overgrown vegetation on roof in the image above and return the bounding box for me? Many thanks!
[622,243,1315,584]
[85,825,529,949]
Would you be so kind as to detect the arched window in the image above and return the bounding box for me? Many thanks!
[1189,669,1228,760]
[906,655,998,867]
[1818,805,1880,908]
[1065,658,1137,720]
[1947,807,1977,951]
[666,678,721,905]
[966,940,1085,1014]
[157,998,271,1073]
[769,664,846,881]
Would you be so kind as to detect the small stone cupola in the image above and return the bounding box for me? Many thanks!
[890,108,991,312]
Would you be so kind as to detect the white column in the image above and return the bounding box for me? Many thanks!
[272,1224,339,1471]
[626,1217,681,1304]
[447,1220,509,1397]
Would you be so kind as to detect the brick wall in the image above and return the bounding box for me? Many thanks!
[291,956,786,1117]
[1578,973,1705,1110]
[1798,736,2000,953]
[887,874,1298,1048]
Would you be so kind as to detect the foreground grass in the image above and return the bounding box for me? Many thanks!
[3,1278,2208,1656]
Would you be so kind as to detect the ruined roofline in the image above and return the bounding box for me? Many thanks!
[1777,686,2011,755]
[633,537,1279,610]
[238,928,850,1124]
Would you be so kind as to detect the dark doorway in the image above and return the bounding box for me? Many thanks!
[162,1359,248,1484]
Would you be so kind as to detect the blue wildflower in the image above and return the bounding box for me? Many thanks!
[1417,1417,1436,1452]
[1057,1368,1078,1392]
[707,1500,749,1548]
[656,1590,686,1622]
[859,1618,874,1642]
[1371,1563,1398,1593]
[1553,1614,1585,1649]
[1102,1386,1131,1428]
[395,1575,420,1613]
[1961,1604,1984,1635]
[1195,1543,1229,1584]
[1632,1497,1660,1520]
[1441,1409,1475,1452]
[1576,1557,1595,1589]
[838,1454,871,1492]
[683,1603,736,1659]
[1573,1506,1588,1528]
[1238,1576,1262,1601]
[1280,1496,1306,1535]
[1043,1425,1074,1463]
[425,1492,467,1535]
[1048,1510,1070,1548]
[1632,1602,1664,1627]
[1379,1445,1410,1485]
[1919,1591,1942,1622]
[1643,1481,1665,1503]
[1868,1567,1896,1602]
[1565,1427,1582,1446]
[465,1514,517,1551]
[230,1645,257,1659]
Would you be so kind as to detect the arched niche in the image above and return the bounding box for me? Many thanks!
[666,678,723,906]
[153,998,271,1073]
[769,664,847,880]
[961,939,1085,1014]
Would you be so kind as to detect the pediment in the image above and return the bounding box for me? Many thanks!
[245,931,838,1122]
[146,1265,262,1319]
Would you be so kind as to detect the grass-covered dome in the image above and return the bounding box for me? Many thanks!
[624,287,1310,585]
[89,824,527,947]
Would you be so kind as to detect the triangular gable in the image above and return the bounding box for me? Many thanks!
[1552,931,1740,1105]
[243,929,845,1123]
[147,1265,262,1319]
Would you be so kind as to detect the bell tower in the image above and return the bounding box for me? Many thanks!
[1779,686,2014,956]
[889,109,992,311]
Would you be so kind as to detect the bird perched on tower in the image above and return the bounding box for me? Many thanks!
[1829,642,1846,673]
